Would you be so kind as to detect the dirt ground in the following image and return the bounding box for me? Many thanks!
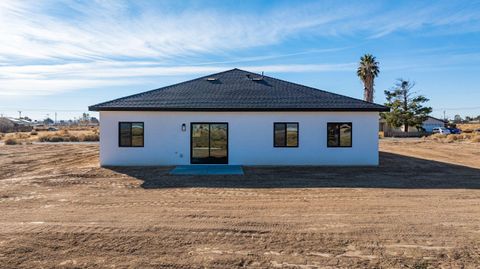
[0,139,479,268]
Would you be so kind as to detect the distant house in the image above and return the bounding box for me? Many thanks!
[379,116,446,133]
[89,69,388,166]
[0,117,33,133]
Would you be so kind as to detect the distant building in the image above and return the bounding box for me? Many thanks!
[379,116,446,133]
[0,117,34,132]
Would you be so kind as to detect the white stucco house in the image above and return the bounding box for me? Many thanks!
[89,69,388,166]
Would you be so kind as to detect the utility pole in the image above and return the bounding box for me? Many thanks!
[18,111,22,119]
[55,112,57,125]
[443,110,446,122]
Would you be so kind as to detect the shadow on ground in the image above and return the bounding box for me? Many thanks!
[107,152,480,189]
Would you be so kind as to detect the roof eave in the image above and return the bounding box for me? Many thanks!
[89,106,390,112]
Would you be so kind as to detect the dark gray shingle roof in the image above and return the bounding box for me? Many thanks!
[89,68,388,112]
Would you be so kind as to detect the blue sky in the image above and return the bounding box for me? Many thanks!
[1,0,479,120]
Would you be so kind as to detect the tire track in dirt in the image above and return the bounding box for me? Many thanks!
[1,142,480,268]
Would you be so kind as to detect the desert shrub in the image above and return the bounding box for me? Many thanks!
[430,133,447,141]
[427,132,480,143]
[39,135,65,142]
[4,138,19,145]
[445,134,459,143]
[412,260,428,269]
[457,133,470,140]
[81,134,99,142]
[0,133,3,140]
[48,136,65,142]
[37,131,99,142]
[30,131,38,135]
[68,135,80,142]
[59,129,69,135]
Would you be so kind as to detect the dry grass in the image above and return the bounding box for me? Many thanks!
[457,123,480,133]
[426,133,480,143]
[2,127,99,144]
[38,131,99,142]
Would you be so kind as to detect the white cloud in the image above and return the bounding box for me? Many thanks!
[0,1,358,63]
[0,1,479,97]
[0,78,138,96]
[0,61,355,96]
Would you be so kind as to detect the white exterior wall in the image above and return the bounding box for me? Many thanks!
[99,111,379,166]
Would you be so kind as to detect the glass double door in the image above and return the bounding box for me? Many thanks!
[191,123,228,164]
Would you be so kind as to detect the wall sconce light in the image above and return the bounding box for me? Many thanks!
[181,123,186,132]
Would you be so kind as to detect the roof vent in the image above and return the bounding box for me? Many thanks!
[248,71,264,81]
[206,77,218,81]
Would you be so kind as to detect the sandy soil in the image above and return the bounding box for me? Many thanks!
[0,140,479,268]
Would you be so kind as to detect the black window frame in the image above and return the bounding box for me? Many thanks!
[327,122,352,148]
[190,122,229,164]
[273,122,299,148]
[118,122,144,147]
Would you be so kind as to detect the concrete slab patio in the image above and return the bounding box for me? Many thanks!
[169,165,244,175]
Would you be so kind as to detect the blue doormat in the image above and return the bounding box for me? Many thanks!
[170,165,244,175]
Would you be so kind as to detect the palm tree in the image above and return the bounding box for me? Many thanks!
[357,54,380,103]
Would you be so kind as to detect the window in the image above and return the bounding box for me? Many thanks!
[327,122,352,147]
[274,122,298,147]
[119,122,144,147]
